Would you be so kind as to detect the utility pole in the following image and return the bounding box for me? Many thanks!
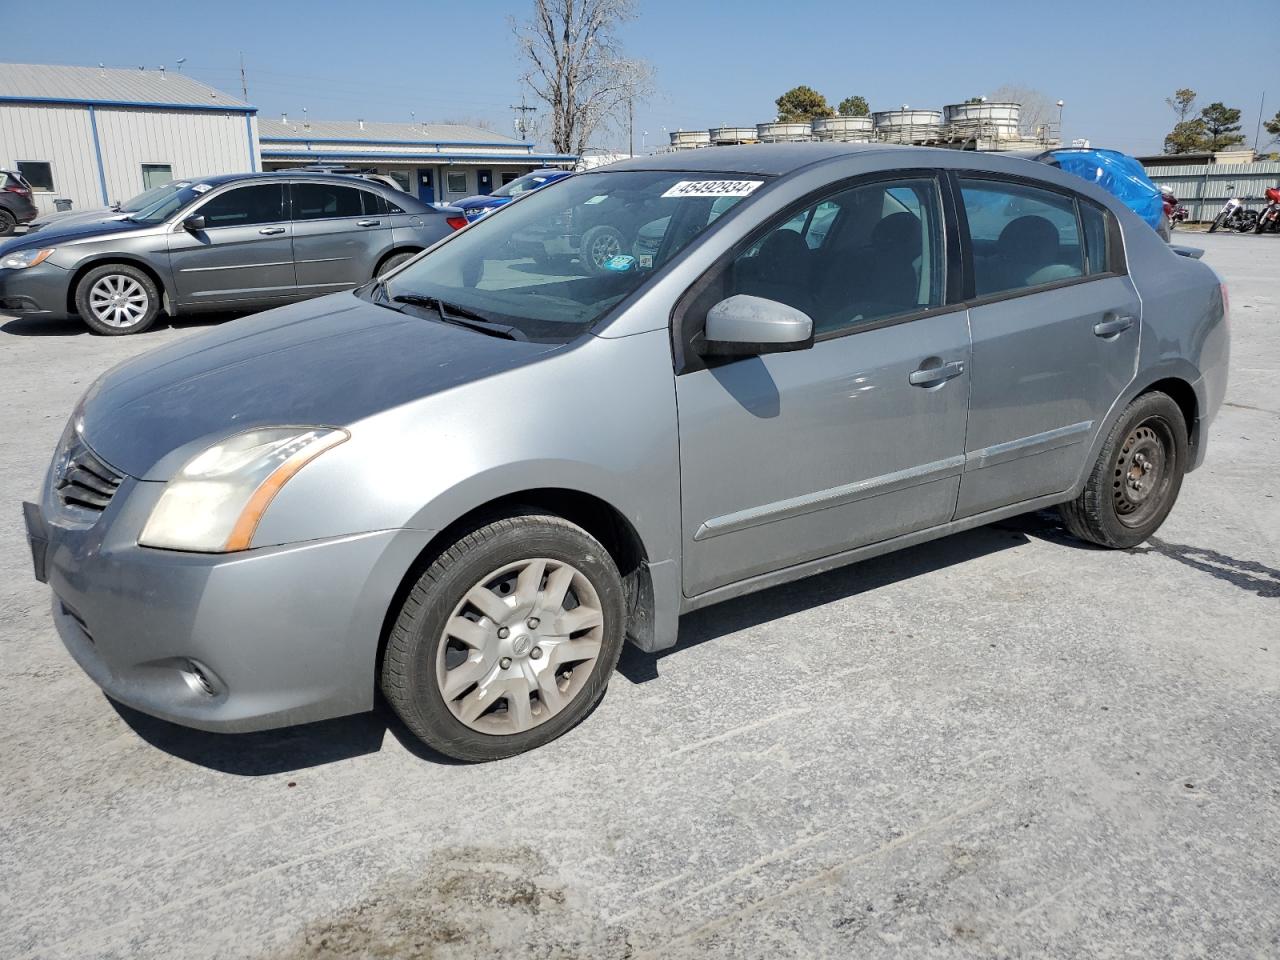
[509,96,537,141]
[1253,91,1267,152]
[628,96,634,158]
[238,52,248,102]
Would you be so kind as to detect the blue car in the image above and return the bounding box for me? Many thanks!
[453,168,573,223]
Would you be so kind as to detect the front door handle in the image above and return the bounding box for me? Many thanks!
[909,359,965,387]
[1093,314,1134,338]
[258,226,286,235]
[357,219,381,227]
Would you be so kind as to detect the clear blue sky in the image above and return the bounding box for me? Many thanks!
[15,0,1279,156]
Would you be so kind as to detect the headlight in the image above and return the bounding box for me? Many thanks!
[1,248,54,270]
[139,427,348,553]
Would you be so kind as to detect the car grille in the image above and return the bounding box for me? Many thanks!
[55,436,124,513]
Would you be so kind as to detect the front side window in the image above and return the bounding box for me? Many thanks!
[376,171,762,342]
[17,161,53,192]
[291,183,364,220]
[195,184,286,227]
[959,179,1084,296]
[140,163,173,191]
[493,172,554,198]
[721,177,945,335]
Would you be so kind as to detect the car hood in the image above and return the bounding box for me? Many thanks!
[27,208,125,232]
[80,293,562,480]
[1,216,149,253]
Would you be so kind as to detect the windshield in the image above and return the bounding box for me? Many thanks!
[129,181,216,224]
[491,172,559,199]
[119,182,185,212]
[374,170,764,342]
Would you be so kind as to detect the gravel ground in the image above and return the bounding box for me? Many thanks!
[1,232,1276,959]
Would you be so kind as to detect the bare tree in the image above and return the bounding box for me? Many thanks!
[990,83,1055,136]
[512,0,653,156]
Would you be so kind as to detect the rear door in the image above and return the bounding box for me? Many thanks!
[290,181,392,296]
[167,182,295,307]
[954,175,1139,517]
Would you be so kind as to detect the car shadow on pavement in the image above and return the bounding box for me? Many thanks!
[1003,509,1280,599]
[108,697,470,775]
[2,312,238,337]
[617,522,1030,684]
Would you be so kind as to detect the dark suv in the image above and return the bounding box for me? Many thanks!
[0,171,39,236]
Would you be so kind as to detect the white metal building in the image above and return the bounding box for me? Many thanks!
[0,63,260,217]
[257,118,577,206]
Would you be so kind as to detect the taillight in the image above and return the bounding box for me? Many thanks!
[446,216,467,231]
[3,185,30,195]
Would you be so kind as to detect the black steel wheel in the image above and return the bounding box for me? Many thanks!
[1059,391,1187,549]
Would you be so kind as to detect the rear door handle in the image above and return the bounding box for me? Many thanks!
[1093,314,1134,338]
[258,226,286,235]
[357,219,381,227]
[909,360,965,387]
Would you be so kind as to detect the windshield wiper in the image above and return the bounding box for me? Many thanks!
[391,294,525,340]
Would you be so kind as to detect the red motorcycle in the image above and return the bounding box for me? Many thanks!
[1253,186,1280,234]
[1161,188,1189,232]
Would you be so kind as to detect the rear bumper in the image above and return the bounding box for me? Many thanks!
[26,482,432,733]
[0,262,73,318]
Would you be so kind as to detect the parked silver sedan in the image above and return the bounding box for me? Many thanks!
[0,171,459,334]
[23,144,1229,761]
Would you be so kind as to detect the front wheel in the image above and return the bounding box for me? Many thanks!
[380,513,626,761]
[1208,212,1224,233]
[1058,392,1187,549]
[74,263,161,335]
[579,225,627,275]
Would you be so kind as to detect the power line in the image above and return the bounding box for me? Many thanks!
[510,96,537,140]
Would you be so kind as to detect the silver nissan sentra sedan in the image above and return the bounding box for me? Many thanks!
[23,143,1229,761]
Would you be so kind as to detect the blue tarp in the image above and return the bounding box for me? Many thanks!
[1046,148,1165,232]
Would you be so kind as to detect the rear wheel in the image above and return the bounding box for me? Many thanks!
[74,264,161,335]
[375,250,418,277]
[0,209,15,236]
[380,512,626,761]
[1059,392,1187,549]
[1235,211,1258,233]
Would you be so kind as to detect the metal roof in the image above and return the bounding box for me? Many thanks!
[259,118,527,147]
[0,62,252,112]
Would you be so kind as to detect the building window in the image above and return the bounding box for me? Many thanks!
[446,171,468,194]
[501,172,521,185]
[384,169,410,192]
[17,161,53,192]
[141,163,174,190]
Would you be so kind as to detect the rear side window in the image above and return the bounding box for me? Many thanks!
[291,183,365,220]
[1080,202,1110,274]
[959,179,1084,296]
[196,184,286,227]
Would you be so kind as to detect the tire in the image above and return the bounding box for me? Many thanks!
[1058,391,1188,549]
[376,250,418,277]
[381,512,626,762]
[74,263,161,335]
[0,209,15,236]
[1235,211,1258,233]
[1207,212,1223,233]
[579,225,627,275]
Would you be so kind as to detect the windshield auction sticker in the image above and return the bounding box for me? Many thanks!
[662,180,763,199]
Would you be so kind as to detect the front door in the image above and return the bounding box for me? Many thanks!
[289,181,392,296]
[953,176,1141,518]
[167,182,295,307]
[676,176,972,597]
[476,169,493,195]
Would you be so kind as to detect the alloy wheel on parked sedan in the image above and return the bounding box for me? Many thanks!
[74,263,161,335]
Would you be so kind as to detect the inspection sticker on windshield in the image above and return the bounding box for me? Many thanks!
[662,179,762,199]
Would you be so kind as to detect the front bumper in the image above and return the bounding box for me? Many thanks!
[25,470,432,733]
[0,262,72,318]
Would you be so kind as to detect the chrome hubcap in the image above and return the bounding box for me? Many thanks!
[435,558,604,735]
[88,275,148,327]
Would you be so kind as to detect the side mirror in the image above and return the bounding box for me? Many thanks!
[700,294,814,357]
[182,215,206,232]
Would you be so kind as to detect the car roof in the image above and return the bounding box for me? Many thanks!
[173,170,431,209]
[596,142,1068,179]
